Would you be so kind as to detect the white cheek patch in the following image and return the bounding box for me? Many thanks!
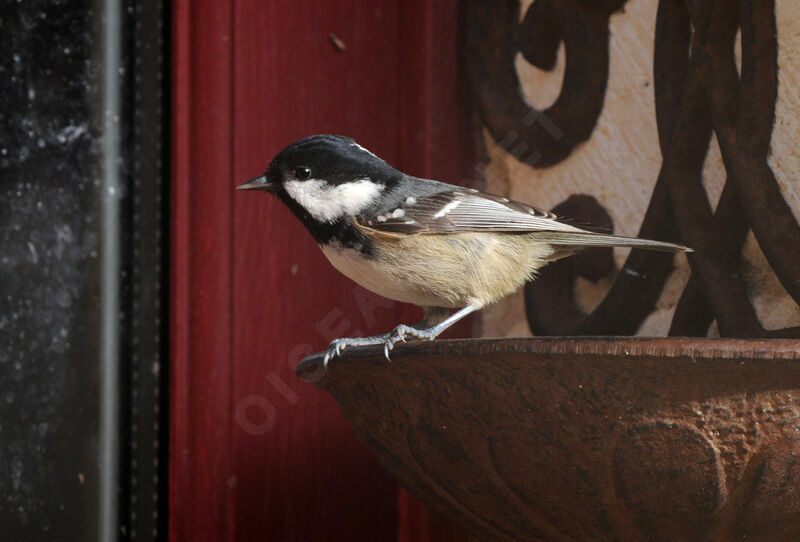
[284,178,384,222]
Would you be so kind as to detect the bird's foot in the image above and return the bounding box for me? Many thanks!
[388,324,437,342]
[322,324,438,368]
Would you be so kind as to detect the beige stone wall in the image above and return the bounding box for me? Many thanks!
[480,0,800,338]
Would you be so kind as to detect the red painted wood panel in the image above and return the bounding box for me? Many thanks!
[171,1,235,540]
[171,1,470,540]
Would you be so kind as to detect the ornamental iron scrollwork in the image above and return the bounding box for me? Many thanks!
[465,0,800,338]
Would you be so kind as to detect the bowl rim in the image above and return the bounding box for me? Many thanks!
[296,336,800,380]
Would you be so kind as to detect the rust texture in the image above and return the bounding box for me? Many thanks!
[298,339,800,541]
[464,0,800,338]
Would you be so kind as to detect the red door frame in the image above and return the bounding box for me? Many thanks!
[171,1,469,540]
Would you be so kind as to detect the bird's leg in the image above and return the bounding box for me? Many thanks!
[417,306,452,329]
[323,304,480,367]
[387,305,462,343]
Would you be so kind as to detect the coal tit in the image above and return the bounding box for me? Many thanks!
[238,135,690,366]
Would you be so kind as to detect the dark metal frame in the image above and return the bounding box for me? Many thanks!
[465,0,800,338]
[119,0,170,540]
[0,0,168,539]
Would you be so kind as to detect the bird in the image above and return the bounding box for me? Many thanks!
[238,134,691,366]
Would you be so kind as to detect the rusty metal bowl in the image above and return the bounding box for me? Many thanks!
[297,338,800,541]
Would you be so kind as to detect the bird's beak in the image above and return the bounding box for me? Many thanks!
[237,174,277,192]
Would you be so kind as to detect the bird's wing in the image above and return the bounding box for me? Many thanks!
[355,188,588,236]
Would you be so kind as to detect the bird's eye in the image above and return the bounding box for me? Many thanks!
[295,166,311,180]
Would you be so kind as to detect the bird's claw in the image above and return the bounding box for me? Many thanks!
[323,339,347,369]
[380,330,404,362]
[381,325,435,361]
[383,342,392,362]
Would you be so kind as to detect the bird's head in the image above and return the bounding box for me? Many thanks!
[237,134,399,223]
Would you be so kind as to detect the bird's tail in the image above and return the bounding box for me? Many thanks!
[537,231,692,253]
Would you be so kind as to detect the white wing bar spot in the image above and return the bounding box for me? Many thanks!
[433,199,461,219]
